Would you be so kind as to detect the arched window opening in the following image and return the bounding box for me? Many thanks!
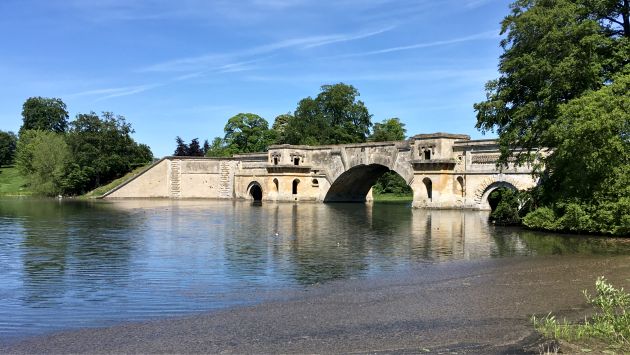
[456,176,465,197]
[292,179,300,194]
[293,157,300,165]
[423,177,432,201]
[249,184,263,201]
[424,149,431,160]
[273,178,279,192]
[273,157,278,165]
[312,178,319,187]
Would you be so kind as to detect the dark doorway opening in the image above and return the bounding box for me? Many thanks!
[250,184,263,201]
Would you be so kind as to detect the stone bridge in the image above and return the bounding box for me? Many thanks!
[103,133,537,210]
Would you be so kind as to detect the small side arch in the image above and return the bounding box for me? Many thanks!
[422,177,432,201]
[478,181,518,210]
[247,181,263,201]
[292,179,300,195]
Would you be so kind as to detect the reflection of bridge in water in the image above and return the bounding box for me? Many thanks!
[104,133,537,210]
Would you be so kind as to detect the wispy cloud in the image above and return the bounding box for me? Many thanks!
[67,84,160,101]
[337,30,500,58]
[141,26,394,73]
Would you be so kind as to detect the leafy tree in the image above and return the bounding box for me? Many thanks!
[20,97,69,134]
[522,72,630,235]
[474,0,629,166]
[370,117,406,141]
[205,137,233,157]
[0,130,17,166]
[224,113,275,153]
[15,130,70,195]
[271,113,294,143]
[188,138,204,156]
[174,136,188,156]
[202,139,210,155]
[281,83,372,145]
[63,112,153,194]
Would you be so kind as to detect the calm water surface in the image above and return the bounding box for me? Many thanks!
[1,198,628,342]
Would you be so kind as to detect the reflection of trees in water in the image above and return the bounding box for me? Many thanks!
[515,231,630,256]
[0,199,141,305]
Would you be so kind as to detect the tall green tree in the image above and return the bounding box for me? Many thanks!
[20,97,69,134]
[271,113,293,143]
[173,136,189,156]
[15,130,70,195]
[474,0,629,166]
[223,113,275,153]
[63,112,153,194]
[0,130,17,166]
[281,83,372,145]
[369,117,406,141]
[205,137,233,157]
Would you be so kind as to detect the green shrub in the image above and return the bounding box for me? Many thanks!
[523,207,557,231]
[533,277,630,350]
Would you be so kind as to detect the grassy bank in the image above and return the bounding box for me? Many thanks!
[372,193,412,202]
[533,277,629,354]
[0,166,33,196]
[81,165,151,199]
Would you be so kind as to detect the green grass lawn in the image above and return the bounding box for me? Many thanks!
[372,193,413,202]
[0,165,33,196]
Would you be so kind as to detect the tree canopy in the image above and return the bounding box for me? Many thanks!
[369,118,406,142]
[223,113,275,153]
[0,130,17,166]
[474,0,629,165]
[281,83,372,145]
[20,97,69,134]
[477,0,629,235]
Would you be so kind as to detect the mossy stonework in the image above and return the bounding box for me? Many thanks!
[103,132,537,209]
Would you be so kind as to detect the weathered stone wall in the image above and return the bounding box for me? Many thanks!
[103,133,538,210]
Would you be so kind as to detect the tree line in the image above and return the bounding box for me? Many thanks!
[477,0,629,236]
[173,83,411,195]
[0,97,153,196]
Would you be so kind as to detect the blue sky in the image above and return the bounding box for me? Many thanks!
[0,0,509,157]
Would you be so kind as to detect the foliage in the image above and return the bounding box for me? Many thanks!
[521,73,630,236]
[224,113,275,153]
[280,83,372,145]
[372,172,412,196]
[533,277,630,351]
[187,138,204,156]
[474,0,629,166]
[0,130,17,166]
[174,137,207,156]
[20,97,69,134]
[489,188,524,225]
[543,72,629,204]
[174,136,188,156]
[370,117,406,141]
[15,130,70,195]
[476,0,629,235]
[205,137,233,157]
[271,113,293,143]
[62,112,153,195]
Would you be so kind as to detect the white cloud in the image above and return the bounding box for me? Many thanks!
[140,26,394,73]
[338,30,500,58]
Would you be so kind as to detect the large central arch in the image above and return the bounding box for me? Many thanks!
[324,164,412,202]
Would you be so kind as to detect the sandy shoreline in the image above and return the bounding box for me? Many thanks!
[3,255,630,354]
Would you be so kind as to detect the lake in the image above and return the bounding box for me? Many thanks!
[1,198,628,344]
